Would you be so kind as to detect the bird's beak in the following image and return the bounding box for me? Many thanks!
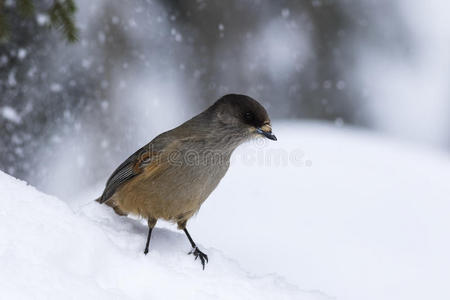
[256,124,277,141]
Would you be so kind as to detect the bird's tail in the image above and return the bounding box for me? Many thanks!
[95,196,128,216]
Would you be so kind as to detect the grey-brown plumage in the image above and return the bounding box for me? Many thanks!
[96,94,276,269]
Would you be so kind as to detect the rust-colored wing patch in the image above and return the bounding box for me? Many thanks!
[99,145,154,203]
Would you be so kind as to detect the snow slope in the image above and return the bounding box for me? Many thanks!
[3,122,450,300]
[187,122,450,300]
[0,171,326,300]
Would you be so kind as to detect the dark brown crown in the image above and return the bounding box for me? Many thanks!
[212,94,270,127]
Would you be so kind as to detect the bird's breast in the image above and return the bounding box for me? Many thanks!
[115,149,230,222]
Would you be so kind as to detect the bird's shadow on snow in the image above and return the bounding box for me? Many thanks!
[127,219,188,253]
[78,201,191,255]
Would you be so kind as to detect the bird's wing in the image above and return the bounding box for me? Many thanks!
[98,144,154,203]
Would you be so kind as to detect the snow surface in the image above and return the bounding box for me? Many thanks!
[2,122,450,300]
[187,122,450,300]
[0,170,326,299]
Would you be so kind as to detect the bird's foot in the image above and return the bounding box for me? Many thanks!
[188,247,208,270]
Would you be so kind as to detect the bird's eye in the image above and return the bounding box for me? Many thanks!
[244,112,254,122]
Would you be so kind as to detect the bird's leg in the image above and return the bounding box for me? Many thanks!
[144,218,157,255]
[143,227,152,255]
[183,228,208,269]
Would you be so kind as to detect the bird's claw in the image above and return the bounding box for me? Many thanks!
[188,247,208,269]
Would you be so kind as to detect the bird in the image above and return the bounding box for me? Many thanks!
[95,94,276,269]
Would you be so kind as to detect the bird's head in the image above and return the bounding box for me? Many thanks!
[211,94,277,142]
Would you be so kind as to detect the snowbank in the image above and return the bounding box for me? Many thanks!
[188,122,450,300]
[3,122,450,300]
[0,171,326,299]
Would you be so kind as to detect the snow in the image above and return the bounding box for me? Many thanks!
[0,171,325,299]
[281,9,290,18]
[1,106,21,124]
[247,19,311,78]
[188,122,450,300]
[171,28,183,42]
[7,70,17,86]
[50,83,63,93]
[356,0,450,148]
[2,122,450,300]
[17,49,27,60]
[36,13,49,26]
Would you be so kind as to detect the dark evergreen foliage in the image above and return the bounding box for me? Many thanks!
[0,0,78,42]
